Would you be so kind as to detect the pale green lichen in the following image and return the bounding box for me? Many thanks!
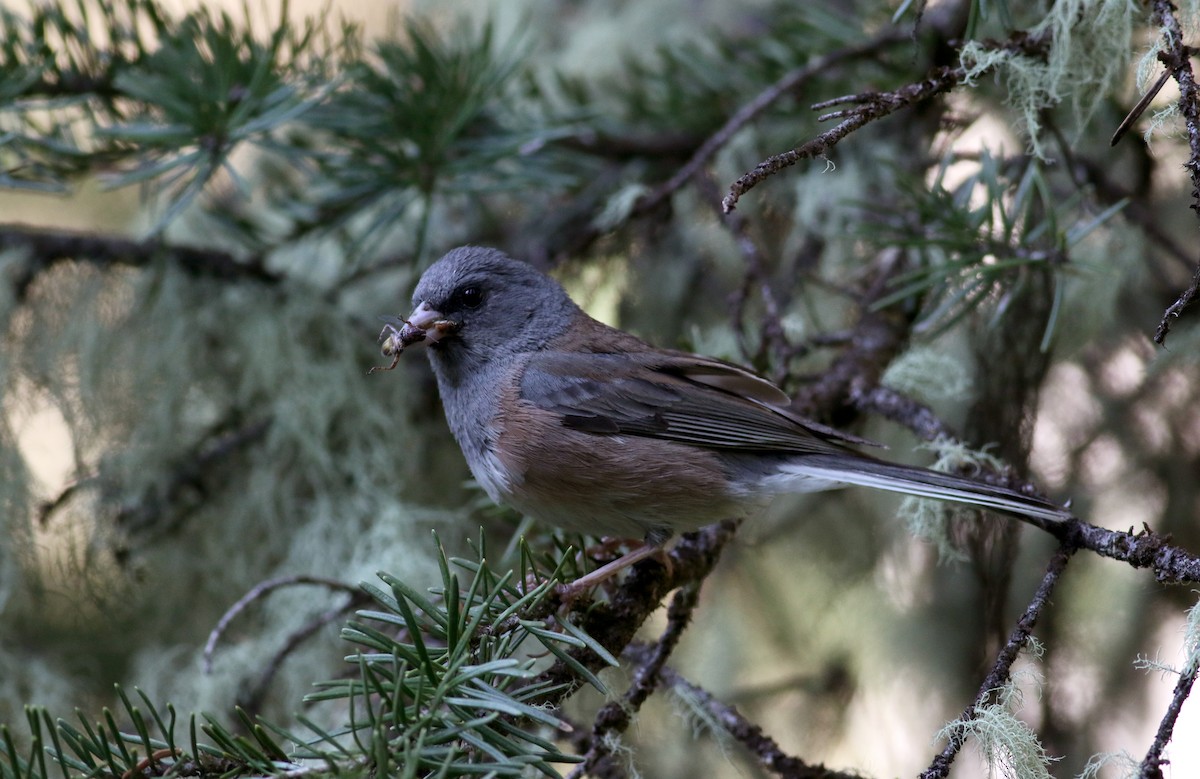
[935,656,1059,779]
[1132,593,1200,678]
[600,731,643,779]
[959,0,1138,158]
[899,437,1010,562]
[1183,591,1200,674]
[1077,751,1139,779]
[669,681,734,761]
[882,347,974,403]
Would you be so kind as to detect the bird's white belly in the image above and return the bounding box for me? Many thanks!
[469,445,516,504]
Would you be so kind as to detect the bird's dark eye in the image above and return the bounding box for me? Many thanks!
[459,286,484,309]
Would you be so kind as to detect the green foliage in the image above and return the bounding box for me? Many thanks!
[1,0,1198,776]
[0,537,610,778]
[1,1,903,253]
[309,533,610,776]
[537,4,876,137]
[863,151,1124,344]
[0,1,543,251]
[0,0,341,217]
[293,17,544,260]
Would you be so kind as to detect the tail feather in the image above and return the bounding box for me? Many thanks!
[774,457,1071,523]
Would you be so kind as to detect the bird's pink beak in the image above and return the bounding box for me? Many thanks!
[405,301,452,343]
[367,302,458,374]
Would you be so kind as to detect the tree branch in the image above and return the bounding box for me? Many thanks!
[0,223,281,299]
[722,31,1050,212]
[567,584,703,779]
[528,520,743,706]
[204,574,360,674]
[1154,261,1200,345]
[1140,649,1199,779]
[648,657,859,779]
[1150,0,1200,344]
[635,29,909,217]
[921,542,1076,778]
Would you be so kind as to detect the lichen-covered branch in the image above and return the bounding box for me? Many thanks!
[1150,0,1200,344]
[921,543,1075,778]
[567,584,702,779]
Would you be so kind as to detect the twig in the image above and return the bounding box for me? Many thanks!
[528,520,743,706]
[850,384,958,442]
[722,31,1050,212]
[691,172,796,378]
[648,657,858,779]
[1154,260,1200,345]
[204,574,360,673]
[535,29,910,267]
[920,542,1076,779]
[1152,1,1200,210]
[1111,69,1173,147]
[635,30,909,217]
[791,248,909,420]
[1114,40,1200,150]
[236,589,371,716]
[1150,0,1200,344]
[1060,522,1200,585]
[1140,652,1199,779]
[722,66,962,212]
[567,584,702,779]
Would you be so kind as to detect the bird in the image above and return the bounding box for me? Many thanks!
[374,246,1071,592]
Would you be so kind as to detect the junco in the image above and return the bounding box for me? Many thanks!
[376,246,1070,588]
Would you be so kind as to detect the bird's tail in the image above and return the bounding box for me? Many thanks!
[771,456,1071,523]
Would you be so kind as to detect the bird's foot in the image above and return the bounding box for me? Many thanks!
[555,540,668,602]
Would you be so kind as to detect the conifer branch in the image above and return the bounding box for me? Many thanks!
[528,520,743,706]
[1140,653,1198,779]
[647,656,858,779]
[0,224,280,299]
[722,30,1050,211]
[568,584,702,778]
[3,2,1200,775]
[1150,0,1200,344]
[921,542,1075,779]
[636,29,910,217]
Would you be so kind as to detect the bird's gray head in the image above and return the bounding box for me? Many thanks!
[405,247,580,379]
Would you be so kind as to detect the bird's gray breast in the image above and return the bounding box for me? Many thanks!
[427,348,519,502]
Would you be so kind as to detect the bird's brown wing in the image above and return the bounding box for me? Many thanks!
[519,350,872,455]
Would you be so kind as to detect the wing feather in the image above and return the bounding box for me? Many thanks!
[519,351,868,455]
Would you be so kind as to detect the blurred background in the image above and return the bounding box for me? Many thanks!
[1,0,1199,776]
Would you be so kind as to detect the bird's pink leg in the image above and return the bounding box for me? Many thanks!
[556,541,666,601]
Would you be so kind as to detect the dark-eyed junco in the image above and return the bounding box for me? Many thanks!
[376,246,1070,587]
